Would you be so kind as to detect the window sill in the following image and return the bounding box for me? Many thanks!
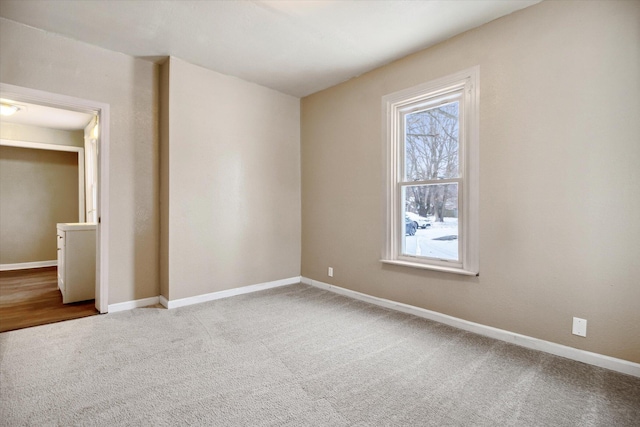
[380,259,479,276]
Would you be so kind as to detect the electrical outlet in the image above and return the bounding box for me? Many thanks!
[328,267,333,277]
[572,317,587,337]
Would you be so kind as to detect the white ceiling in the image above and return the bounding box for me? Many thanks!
[0,99,94,131]
[0,0,540,98]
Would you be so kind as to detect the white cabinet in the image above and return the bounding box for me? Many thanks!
[57,223,96,304]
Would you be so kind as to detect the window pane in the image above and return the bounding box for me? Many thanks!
[404,102,459,182]
[402,183,459,262]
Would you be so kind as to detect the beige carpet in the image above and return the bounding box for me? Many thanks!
[1,283,639,426]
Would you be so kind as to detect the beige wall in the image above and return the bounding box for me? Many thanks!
[1,122,84,147]
[0,123,82,264]
[0,18,159,304]
[0,146,78,264]
[1,1,636,365]
[301,0,640,363]
[161,57,300,300]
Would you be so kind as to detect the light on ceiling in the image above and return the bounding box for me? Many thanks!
[0,102,21,116]
[91,116,99,139]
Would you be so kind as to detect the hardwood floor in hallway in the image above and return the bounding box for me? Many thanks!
[0,267,98,333]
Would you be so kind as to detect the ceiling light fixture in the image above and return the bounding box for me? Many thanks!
[0,102,21,116]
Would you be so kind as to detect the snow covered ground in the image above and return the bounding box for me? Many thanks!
[404,217,458,260]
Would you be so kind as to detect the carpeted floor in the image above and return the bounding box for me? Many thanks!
[1,283,639,426]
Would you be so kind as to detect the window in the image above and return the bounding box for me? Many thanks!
[382,67,479,276]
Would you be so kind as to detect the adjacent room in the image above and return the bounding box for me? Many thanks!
[0,106,100,331]
[1,0,638,425]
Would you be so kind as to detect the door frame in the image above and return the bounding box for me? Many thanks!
[1,83,110,313]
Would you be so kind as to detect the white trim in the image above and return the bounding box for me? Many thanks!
[159,295,169,308]
[381,259,479,276]
[108,296,160,313]
[160,276,301,309]
[0,260,57,271]
[1,83,110,314]
[303,277,640,378]
[96,104,110,314]
[0,139,83,152]
[382,66,479,275]
[1,139,86,222]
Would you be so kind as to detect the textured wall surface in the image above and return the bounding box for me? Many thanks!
[162,57,301,300]
[0,18,159,304]
[301,0,640,363]
[0,125,84,264]
[0,146,78,263]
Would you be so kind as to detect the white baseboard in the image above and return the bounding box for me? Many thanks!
[108,296,160,313]
[159,276,301,309]
[159,295,169,308]
[0,260,57,271]
[303,277,640,378]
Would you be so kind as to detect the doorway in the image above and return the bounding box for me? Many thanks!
[0,83,109,314]
[0,267,98,332]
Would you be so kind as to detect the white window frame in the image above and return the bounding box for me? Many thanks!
[381,67,479,276]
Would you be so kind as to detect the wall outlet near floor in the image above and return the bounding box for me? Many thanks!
[572,317,587,337]
[328,267,333,277]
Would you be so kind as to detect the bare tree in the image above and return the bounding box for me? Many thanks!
[405,102,459,222]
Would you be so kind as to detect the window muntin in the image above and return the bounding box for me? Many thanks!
[401,97,462,264]
[382,67,479,275]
